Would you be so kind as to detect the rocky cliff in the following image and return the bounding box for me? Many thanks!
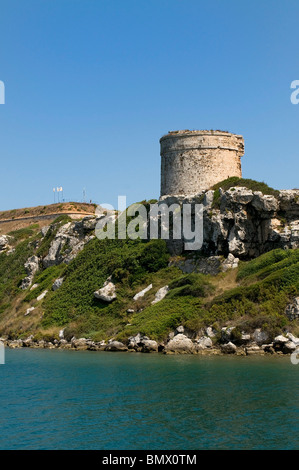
[162,187,299,258]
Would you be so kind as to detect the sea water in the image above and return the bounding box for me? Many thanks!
[0,348,298,450]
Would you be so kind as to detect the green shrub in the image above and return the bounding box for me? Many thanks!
[139,239,169,273]
[120,297,205,341]
[41,237,170,328]
[211,177,279,197]
[52,214,72,224]
[168,273,215,298]
[237,249,298,280]
[8,225,39,242]
[0,240,35,308]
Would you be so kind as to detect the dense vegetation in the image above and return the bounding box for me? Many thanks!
[0,239,35,315]
[0,217,298,343]
[211,177,280,196]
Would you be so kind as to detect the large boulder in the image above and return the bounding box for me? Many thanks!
[165,334,195,354]
[273,333,299,354]
[252,329,269,346]
[205,326,216,338]
[252,193,279,214]
[128,333,143,349]
[151,286,169,304]
[286,332,299,345]
[245,343,263,355]
[221,342,237,354]
[221,327,235,343]
[285,298,299,321]
[0,235,12,252]
[175,325,185,335]
[52,277,64,291]
[25,307,35,316]
[142,339,159,353]
[273,335,289,345]
[279,190,299,217]
[23,335,34,347]
[133,284,152,301]
[25,255,39,274]
[283,341,297,354]
[71,338,89,350]
[8,340,23,349]
[195,336,213,350]
[128,334,158,352]
[36,290,48,301]
[105,341,127,352]
[221,187,254,207]
[273,335,290,353]
[43,223,72,267]
[94,277,116,302]
[222,253,239,272]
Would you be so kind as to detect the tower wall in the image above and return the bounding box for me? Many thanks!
[160,130,244,196]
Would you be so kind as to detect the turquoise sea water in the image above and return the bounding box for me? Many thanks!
[0,348,298,450]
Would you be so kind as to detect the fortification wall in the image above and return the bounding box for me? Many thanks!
[160,130,244,196]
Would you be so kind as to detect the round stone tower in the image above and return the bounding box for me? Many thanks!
[160,130,244,196]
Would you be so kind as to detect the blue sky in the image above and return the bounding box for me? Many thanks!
[0,0,299,211]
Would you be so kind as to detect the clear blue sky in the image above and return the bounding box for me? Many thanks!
[0,0,299,211]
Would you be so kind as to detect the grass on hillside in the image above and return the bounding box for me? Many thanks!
[8,224,39,243]
[39,245,299,342]
[0,202,96,221]
[0,239,36,315]
[119,248,299,341]
[0,209,298,343]
[211,177,280,209]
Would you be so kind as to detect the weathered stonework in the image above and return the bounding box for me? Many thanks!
[160,130,244,196]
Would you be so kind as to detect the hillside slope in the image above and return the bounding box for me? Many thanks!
[0,183,299,354]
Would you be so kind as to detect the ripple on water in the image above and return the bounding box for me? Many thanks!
[0,349,298,450]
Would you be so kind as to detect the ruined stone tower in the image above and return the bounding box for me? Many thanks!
[160,130,244,196]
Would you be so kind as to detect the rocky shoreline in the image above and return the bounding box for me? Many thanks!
[2,325,299,357]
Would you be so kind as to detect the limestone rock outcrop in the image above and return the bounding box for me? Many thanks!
[160,188,299,257]
[42,217,97,268]
[0,235,12,253]
[20,255,39,290]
